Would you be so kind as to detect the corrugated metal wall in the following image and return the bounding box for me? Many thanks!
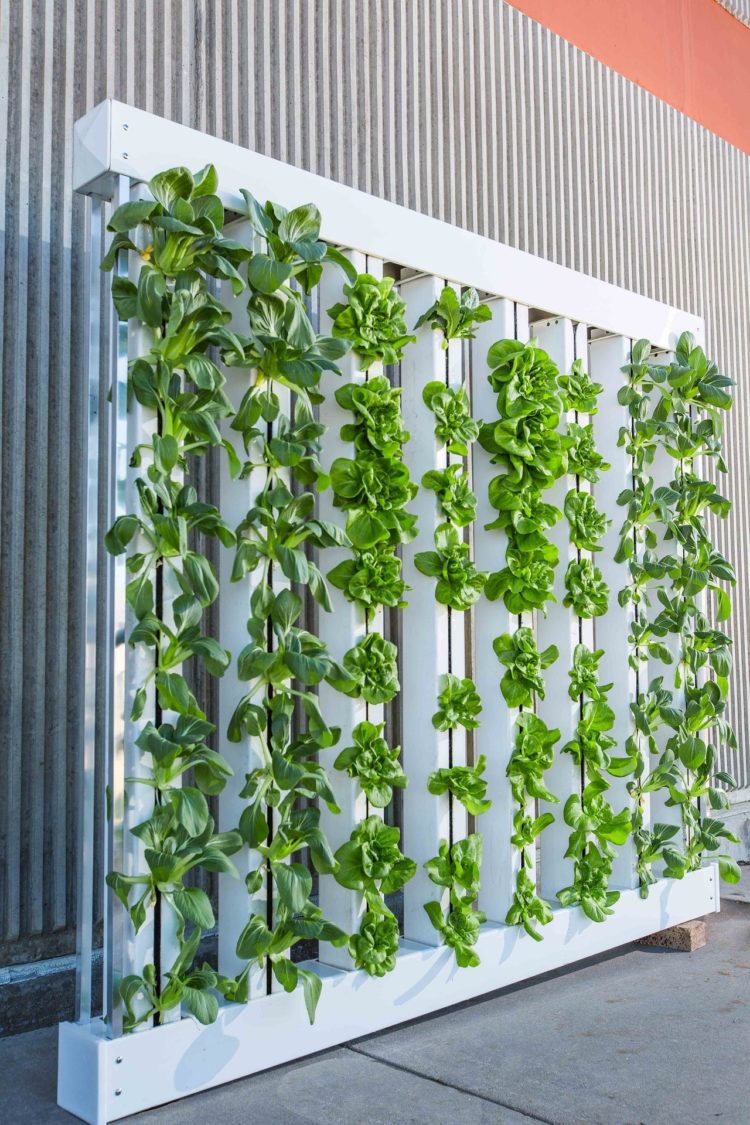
[2,0,748,966]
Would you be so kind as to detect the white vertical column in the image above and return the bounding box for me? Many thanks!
[316,250,385,969]
[117,198,158,1031]
[399,274,454,944]
[446,292,469,846]
[589,333,641,888]
[471,298,522,922]
[532,316,580,902]
[216,220,267,998]
[648,349,685,851]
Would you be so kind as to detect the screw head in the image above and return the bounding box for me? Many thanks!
[114,1089,122,1096]
[115,1056,123,1064]
[122,152,128,160]
[123,123,129,131]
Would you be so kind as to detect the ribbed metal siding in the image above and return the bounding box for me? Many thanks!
[1,0,748,964]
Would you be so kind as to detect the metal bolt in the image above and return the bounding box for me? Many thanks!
[122,152,128,160]
[115,1089,122,1097]
[123,123,129,131]
[115,1056,123,1064]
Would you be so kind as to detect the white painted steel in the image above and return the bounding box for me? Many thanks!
[446,323,470,848]
[58,867,718,1125]
[76,195,102,1024]
[589,333,642,888]
[115,197,160,1032]
[399,274,458,943]
[532,316,582,903]
[471,299,526,922]
[72,101,704,349]
[315,251,386,970]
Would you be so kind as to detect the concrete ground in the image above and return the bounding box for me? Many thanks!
[2,871,748,1125]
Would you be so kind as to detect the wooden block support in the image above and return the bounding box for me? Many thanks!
[636,918,706,952]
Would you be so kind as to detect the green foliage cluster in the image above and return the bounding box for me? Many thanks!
[329,274,416,369]
[334,720,407,809]
[505,712,560,939]
[423,835,487,966]
[616,335,739,894]
[104,167,420,1028]
[414,286,492,348]
[335,817,416,975]
[415,523,487,611]
[432,673,483,732]
[493,626,558,709]
[479,340,566,613]
[104,165,259,1030]
[557,649,631,922]
[418,312,487,965]
[327,364,416,618]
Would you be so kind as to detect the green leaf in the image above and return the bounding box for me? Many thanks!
[297,967,323,1024]
[183,985,219,1025]
[247,253,294,294]
[149,166,194,210]
[173,886,215,929]
[274,862,312,912]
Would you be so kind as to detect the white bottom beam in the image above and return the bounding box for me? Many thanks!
[59,867,717,1124]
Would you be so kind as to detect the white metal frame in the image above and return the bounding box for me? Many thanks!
[65,100,715,1125]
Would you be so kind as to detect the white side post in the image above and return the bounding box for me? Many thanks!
[589,333,641,888]
[471,298,527,921]
[399,274,456,943]
[531,316,581,902]
[112,185,159,1033]
[316,251,386,969]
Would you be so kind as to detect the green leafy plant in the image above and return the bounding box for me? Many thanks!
[479,339,566,613]
[422,382,480,456]
[568,644,612,702]
[492,627,558,708]
[414,286,492,346]
[558,358,604,415]
[423,835,486,967]
[563,559,610,618]
[103,164,265,1027]
[428,757,492,816]
[328,273,416,369]
[565,422,610,483]
[348,912,400,977]
[432,674,483,731]
[564,489,610,552]
[506,868,553,942]
[505,713,560,940]
[334,721,407,808]
[422,464,478,527]
[330,454,418,551]
[335,816,416,909]
[331,632,401,705]
[415,523,487,611]
[327,546,408,612]
[335,375,409,456]
[616,334,737,895]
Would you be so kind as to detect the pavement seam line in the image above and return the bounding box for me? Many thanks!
[346,1043,558,1125]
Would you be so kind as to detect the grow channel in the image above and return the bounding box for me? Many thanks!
[60,100,738,1125]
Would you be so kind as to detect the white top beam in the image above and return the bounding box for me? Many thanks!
[73,100,703,349]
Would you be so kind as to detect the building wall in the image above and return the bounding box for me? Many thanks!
[507,0,750,153]
[1,0,749,969]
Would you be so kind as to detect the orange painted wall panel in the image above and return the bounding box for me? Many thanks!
[507,0,750,153]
